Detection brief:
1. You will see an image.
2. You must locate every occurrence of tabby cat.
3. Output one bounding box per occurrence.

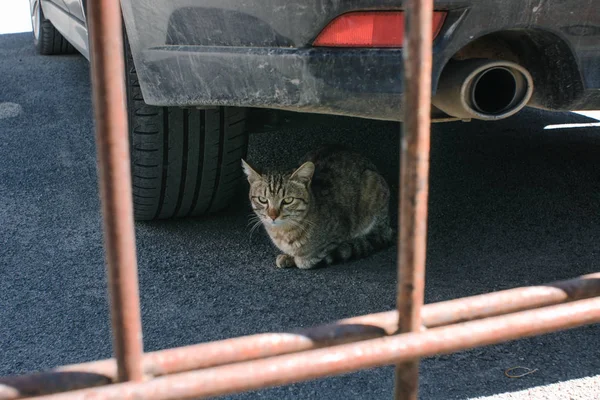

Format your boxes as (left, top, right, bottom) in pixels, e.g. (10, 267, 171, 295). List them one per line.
(242, 145, 393, 269)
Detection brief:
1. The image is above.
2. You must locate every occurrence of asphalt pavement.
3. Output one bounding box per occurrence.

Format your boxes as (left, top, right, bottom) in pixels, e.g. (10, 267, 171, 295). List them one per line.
(1, 32, 599, 399)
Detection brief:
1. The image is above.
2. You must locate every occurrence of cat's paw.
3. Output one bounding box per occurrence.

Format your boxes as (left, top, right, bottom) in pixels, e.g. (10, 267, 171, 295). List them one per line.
(276, 254, 296, 268)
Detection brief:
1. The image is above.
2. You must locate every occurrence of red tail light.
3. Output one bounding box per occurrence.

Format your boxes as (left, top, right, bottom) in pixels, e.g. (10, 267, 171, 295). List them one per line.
(313, 11, 447, 48)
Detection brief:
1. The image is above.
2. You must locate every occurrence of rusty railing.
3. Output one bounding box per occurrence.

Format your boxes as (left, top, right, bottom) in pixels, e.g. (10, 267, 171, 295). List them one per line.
(1, 0, 599, 399)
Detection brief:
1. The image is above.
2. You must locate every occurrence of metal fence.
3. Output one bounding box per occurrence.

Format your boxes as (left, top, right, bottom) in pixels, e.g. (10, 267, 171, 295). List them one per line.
(1, 0, 599, 399)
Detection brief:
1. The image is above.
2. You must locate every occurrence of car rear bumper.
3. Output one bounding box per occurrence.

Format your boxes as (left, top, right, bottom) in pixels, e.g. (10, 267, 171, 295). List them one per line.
(120, 0, 600, 121)
(140, 45, 410, 121)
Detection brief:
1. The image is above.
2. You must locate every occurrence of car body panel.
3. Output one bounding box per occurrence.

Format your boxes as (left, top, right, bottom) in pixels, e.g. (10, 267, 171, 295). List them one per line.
(62, 0, 85, 24)
(37, 0, 71, 37)
(62, 0, 89, 56)
(34, 0, 69, 15)
(40, 0, 600, 121)
(38, 0, 89, 58)
(68, 16, 89, 58)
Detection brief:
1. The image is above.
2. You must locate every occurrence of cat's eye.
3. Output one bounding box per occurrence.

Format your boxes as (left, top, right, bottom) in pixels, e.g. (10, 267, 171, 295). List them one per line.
(256, 196, 268, 204)
(282, 197, 294, 205)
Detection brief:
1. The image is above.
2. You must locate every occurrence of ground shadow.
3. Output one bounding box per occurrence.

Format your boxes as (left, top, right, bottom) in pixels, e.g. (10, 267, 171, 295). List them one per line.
(2, 31, 600, 400)
(138, 109, 600, 399)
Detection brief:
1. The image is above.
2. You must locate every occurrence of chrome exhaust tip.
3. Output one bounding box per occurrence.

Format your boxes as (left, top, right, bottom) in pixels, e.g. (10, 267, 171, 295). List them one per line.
(433, 59, 534, 121)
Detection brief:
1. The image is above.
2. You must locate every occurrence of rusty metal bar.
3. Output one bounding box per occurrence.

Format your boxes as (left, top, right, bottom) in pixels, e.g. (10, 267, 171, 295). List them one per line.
(396, 0, 435, 398)
(347, 272, 600, 332)
(0, 0, 596, 399)
(86, 0, 144, 382)
(2, 273, 598, 399)
(22, 297, 600, 400)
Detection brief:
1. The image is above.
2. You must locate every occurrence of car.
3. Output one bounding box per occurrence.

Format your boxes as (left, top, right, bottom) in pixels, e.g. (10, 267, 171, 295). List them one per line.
(29, 0, 600, 220)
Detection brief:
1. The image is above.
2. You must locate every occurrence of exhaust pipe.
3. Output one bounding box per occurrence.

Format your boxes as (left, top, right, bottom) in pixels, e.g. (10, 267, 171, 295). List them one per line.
(432, 59, 534, 121)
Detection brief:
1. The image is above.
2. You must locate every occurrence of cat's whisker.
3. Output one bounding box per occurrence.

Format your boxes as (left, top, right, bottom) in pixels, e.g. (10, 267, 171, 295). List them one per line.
(248, 219, 262, 232)
(287, 219, 311, 236)
(247, 213, 262, 227)
(301, 219, 316, 228)
(247, 218, 260, 227)
(248, 219, 264, 243)
(291, 218, 312, 230)
(243, 145, 391, 270)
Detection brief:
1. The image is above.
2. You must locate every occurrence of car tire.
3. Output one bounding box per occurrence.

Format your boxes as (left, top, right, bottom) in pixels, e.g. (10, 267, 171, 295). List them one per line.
(31, 1, 76, 55)
(124, 35, 249, 220)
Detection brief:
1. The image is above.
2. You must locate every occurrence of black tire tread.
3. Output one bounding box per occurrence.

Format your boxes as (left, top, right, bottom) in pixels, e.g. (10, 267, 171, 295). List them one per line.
(36, 15, 76, 55)
(124, 35, 248, 220)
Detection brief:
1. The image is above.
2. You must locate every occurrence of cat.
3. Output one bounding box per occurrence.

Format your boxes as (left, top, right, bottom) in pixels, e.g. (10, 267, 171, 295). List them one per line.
(242, 145, 393, 269)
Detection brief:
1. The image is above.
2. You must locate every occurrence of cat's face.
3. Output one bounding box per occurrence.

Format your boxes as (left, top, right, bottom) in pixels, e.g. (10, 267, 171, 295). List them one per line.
(241, 160, 314, 227)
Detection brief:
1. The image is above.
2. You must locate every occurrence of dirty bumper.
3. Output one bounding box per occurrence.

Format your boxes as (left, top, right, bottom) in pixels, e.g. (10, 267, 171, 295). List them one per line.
(141, 45, 405, 121)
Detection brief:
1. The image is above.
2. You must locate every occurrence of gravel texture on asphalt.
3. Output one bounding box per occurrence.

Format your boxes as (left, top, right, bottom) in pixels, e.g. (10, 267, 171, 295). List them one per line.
(1, 32, 599, 399)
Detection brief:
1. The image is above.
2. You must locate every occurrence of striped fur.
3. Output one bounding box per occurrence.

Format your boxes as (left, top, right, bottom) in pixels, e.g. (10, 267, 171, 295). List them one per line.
(242, 145, 393, 269)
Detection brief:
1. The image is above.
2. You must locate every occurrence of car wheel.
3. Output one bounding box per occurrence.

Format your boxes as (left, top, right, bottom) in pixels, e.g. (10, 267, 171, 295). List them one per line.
(124, 34, 249, 220)
(31, 0, 76, 55)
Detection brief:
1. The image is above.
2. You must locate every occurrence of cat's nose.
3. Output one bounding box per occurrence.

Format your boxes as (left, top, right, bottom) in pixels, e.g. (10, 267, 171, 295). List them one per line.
(267, 209, 279, 221)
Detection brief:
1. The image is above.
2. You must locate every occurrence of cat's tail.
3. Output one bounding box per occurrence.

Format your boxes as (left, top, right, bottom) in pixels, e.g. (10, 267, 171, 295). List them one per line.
(325, 227, 394, 264)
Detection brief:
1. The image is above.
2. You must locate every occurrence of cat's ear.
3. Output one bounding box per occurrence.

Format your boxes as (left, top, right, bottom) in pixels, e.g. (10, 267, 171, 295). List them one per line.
(241, 159, 261, 184)
(290, 161, 315, 185)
